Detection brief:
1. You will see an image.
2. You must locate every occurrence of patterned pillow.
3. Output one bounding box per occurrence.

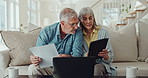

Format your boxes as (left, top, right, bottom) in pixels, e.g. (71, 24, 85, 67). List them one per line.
(1, 29, 41, 66)
(103, 24, 138, 62)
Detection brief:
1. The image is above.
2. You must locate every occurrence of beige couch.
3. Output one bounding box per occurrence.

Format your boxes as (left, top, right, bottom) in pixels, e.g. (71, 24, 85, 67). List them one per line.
(0, 21, 148, 77)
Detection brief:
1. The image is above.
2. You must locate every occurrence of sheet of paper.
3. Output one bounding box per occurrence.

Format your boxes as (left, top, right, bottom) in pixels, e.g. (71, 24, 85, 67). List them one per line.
(29, 43, 58, 68)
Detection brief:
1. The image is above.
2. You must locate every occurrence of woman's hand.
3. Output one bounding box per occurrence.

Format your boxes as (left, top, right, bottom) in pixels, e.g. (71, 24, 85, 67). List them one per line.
(30, 55, 42, 66)
(98, 49, 109, 60)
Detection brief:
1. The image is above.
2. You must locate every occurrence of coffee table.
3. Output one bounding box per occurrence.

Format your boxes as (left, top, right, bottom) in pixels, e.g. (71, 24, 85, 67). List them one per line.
(18, 75, 148, 78)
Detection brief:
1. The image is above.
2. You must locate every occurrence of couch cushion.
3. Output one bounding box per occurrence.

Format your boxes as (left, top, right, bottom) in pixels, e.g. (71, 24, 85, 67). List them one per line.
(0, 32, 9, 51)
(1, 29, 41, 66)
(0, 50, 10, 76)
(112, 62, 148, 76)
(138, 21, 148, 61)
(103, 24, 138, 61)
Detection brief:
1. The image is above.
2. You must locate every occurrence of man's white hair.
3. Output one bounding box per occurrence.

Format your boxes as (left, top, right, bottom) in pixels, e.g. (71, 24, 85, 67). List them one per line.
(59, 8, 78, 22)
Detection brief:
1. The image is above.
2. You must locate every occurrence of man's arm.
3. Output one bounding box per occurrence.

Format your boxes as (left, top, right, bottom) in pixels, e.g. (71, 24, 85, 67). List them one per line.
(36, 27, 52, 46)
(71, 28, 84, 57)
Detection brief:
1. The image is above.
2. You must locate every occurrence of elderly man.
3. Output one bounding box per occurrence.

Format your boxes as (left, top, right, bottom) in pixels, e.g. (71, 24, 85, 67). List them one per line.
(28, 8, 84, 75)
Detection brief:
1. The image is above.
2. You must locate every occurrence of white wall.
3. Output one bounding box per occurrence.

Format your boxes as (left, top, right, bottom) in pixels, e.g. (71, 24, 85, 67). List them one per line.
(39, 1, 78, 28)
(75, 0, 101, 12)
(34, 0, 102, 28)
(40, 1, 59, 27)
(19, 0, 28, 28)
(19, 0, 60, 28)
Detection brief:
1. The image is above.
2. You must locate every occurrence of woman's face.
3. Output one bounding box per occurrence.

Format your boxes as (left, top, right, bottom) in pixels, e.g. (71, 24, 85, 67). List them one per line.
(81, 14, 94, 30)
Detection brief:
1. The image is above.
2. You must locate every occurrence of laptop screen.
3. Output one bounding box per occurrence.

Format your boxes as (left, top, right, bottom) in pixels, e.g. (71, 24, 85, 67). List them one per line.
(53, 57, 96, 78)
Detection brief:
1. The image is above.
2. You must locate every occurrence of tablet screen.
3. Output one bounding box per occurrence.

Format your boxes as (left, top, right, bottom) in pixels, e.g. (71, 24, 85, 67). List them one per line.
(88, 38, 109, 58)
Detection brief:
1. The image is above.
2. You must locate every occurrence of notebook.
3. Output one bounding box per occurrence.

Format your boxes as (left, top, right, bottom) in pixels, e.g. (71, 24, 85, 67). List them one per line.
(88, 38, 109, 58)
(53, 57, 96, 78)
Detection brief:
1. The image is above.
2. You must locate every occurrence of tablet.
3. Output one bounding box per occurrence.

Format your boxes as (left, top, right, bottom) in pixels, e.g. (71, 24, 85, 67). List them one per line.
(88, 38, 109, 58)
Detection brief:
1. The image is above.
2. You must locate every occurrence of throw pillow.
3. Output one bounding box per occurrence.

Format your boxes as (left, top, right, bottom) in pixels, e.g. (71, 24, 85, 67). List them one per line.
(28, 23, 41, 33)
(138, 21, 148, 61)
(1, 29, 41, 66)
(103, 24, 138, 62)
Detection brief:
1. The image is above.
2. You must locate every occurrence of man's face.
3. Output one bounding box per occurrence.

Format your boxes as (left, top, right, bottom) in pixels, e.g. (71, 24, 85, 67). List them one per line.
(61, 17, 79, 34)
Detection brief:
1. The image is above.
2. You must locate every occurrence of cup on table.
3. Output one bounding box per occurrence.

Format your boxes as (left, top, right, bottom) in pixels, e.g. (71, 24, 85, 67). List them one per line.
(126, 66, 138, 78)
(8, 67, 19, 78)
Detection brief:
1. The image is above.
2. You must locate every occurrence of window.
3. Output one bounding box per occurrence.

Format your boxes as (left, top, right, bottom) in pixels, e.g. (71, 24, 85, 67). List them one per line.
(0, 0, 19, 31)
(103, 8, 120, 26)
(0, 1, 6, 30)
(102, 3, 120, 27)
(0, 0, 19, 50)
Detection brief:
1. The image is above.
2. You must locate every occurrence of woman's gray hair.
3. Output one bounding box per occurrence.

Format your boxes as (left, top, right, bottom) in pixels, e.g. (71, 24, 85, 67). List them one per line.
(59, 8, 78, 22)
(79, 7, 97, 27)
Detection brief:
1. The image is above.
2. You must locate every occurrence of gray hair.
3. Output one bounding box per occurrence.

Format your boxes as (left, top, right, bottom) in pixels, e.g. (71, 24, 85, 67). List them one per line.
(79, 7, 97, 27)
(59, 8, 78, 22)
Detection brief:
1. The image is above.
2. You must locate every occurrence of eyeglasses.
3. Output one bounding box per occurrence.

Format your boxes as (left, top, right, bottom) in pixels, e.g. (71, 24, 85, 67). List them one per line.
(66, 22, 79, 27)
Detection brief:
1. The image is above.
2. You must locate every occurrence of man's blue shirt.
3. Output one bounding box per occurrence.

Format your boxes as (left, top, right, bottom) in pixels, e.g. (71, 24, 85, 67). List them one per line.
(36, 22, 84, 57)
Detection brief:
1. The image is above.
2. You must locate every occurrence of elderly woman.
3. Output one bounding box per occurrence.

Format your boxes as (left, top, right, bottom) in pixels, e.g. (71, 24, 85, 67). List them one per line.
(79, 7, 116, 76)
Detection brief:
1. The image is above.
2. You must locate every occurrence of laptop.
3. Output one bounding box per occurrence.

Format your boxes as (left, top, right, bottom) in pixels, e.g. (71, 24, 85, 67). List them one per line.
(88, 38, 109, 58)
(53, 57, 96, 78)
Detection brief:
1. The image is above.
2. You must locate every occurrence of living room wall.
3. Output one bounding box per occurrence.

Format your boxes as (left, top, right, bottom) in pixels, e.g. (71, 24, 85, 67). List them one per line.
(19, 0, 28, 32)
(39, 1, 59, 28)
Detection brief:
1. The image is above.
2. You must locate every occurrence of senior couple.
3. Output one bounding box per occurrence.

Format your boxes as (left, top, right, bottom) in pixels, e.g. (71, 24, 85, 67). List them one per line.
(28, 7, 116, 76)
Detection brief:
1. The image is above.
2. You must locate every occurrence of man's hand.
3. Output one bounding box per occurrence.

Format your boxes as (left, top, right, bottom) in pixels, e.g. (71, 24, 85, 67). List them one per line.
(98, 49, 109, 60)
(58, 54, 72, 57)
(30, 55, 41, 66)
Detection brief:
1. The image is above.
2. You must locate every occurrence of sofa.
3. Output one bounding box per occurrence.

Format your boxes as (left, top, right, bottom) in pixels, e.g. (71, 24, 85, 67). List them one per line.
(0, 21, 148, 77)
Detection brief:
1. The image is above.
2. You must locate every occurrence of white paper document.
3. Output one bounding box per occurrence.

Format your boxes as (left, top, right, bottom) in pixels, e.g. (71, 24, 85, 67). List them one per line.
(29, 43, 58, 68)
